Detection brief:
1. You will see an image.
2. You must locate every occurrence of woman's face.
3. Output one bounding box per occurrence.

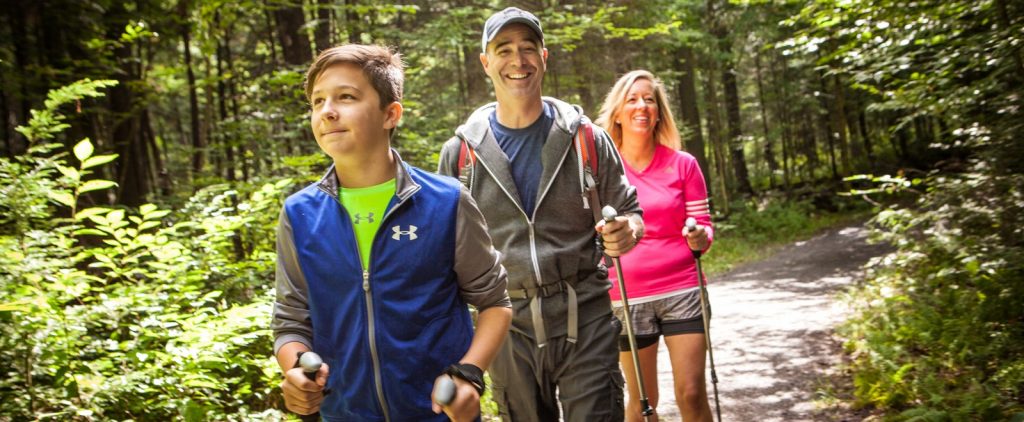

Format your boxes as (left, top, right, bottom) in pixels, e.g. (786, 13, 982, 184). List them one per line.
(616, 78, 659, 140)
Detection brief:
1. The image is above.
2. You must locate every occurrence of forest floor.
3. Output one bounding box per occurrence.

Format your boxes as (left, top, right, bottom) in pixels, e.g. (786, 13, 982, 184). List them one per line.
(638, 222, 891, 421)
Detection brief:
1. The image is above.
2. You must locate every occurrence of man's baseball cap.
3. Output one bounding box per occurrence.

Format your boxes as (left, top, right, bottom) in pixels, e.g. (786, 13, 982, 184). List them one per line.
(481, 7, 544, 53)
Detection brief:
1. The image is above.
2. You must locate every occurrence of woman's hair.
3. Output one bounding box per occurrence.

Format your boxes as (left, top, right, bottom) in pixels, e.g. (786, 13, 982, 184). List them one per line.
(596, 69, 681, 150)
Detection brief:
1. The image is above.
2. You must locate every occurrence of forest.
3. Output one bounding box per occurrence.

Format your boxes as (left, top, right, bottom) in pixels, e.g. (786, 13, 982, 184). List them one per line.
(1, 0, 1021, 420)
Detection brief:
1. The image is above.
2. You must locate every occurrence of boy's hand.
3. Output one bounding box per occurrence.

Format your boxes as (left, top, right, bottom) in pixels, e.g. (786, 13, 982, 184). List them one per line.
(281, 363, 329, 415)
(596, 216, 637, 257)
(431, 375, 481, 422)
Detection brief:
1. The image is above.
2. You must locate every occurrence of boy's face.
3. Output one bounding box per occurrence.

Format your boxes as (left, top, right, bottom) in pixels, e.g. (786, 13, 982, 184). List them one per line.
(309, 63, 401, 160)
(481, 23, 547, 102)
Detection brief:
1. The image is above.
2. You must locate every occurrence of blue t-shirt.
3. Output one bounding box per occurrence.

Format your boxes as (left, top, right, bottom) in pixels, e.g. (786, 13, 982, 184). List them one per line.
(489, 103, 554, 217)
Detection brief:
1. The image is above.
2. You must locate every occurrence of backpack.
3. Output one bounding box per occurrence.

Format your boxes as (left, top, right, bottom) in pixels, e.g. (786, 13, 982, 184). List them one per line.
(457, 119, 604, 223)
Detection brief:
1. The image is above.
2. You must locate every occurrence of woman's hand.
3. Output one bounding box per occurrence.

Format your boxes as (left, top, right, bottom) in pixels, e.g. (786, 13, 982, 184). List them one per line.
(682, 223, 709, 252)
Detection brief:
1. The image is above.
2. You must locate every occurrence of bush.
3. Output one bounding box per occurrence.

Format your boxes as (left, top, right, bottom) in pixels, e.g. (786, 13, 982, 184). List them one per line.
(839, 169, 1024, 420)
(0, 80, 292, 420)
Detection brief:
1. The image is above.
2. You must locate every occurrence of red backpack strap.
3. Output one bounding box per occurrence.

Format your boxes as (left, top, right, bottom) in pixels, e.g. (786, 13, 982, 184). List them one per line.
(582, 121, 597, 178)
(576, 119, 603, 223)
(457, 138, 476, 188)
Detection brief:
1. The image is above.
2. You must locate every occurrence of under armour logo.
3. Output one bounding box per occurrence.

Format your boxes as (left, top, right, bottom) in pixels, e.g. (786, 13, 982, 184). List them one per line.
(392, 225, 418, 240)
(353, 213, 374, 224)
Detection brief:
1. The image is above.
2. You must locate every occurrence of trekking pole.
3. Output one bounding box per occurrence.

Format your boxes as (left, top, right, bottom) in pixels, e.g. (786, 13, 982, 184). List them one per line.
(686, 217, 722, 422)
(602, 205, 654, 420)
(298, 351, 324, 422)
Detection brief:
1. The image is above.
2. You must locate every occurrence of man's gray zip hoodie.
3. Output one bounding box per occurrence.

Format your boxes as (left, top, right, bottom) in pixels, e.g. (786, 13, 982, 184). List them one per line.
(438, 97, 641, 344)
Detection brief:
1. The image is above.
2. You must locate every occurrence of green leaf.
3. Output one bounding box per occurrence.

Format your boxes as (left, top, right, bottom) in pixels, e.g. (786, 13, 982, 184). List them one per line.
(107, 209, 126, 223)
(48, 191, 75, 207)
(138, 221, 161, 232)
(73, 138, 95, 161)
(56, 164, 80, 181)
(73, 228, 107, 236)
(82, 154, 118, 169)
(0, 299, 34, 312)
(79, 179, 117, 194)
(144, 210, 171, 221)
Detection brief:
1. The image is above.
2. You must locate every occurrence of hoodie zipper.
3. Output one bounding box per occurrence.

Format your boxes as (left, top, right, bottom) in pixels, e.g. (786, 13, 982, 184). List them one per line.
(474, 135, 574, 288)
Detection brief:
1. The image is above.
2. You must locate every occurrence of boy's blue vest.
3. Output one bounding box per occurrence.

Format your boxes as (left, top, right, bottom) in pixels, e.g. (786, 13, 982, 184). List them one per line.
(284, 163, 473, 421)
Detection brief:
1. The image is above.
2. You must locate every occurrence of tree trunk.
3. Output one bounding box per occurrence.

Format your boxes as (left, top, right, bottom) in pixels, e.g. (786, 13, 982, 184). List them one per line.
(831, 74, 852, 175)
(674, 44, 710, 184)
(572, 51, 594, 114)
(816, 71, 839, 180)
(345, 0, 362, 43)
(262, 0, 280, 64)
(709, 0, 753, 196)
(216, 38, 236, 182)
(204, 54, 220, 178)
(462, 44, 488, 112)
(994, 0, 1024, 81)
(801, 117, 818, 181)
(722, 62, 754, 195)
(754, 48, 777, 189)
(107, 2, 153, 206)
(702, 57, 731, 210)
(222, 20, 248, 182)
(181, 0, 204, 178)
(5, 0, 35, 155)
(858, 108, 873, 171)
(273, 0, 312, 66)
(313, 0, 333, 54)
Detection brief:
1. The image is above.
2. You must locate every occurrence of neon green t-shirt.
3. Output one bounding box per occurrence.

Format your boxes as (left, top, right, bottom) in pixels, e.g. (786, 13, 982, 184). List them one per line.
(339, 178, 396, 269)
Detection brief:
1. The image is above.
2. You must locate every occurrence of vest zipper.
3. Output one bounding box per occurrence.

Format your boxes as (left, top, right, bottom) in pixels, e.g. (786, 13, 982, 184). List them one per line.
(363, 268, 391, 422)
(361, 193, 412, 422)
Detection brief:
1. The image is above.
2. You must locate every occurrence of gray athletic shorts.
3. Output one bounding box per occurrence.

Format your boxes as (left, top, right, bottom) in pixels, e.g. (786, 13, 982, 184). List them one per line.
(611, 288, 709, 351)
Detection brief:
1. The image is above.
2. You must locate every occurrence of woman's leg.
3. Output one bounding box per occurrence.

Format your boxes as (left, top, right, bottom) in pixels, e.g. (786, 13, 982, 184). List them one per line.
(620, 342, 661, 422)
(665, 333, 713, 422)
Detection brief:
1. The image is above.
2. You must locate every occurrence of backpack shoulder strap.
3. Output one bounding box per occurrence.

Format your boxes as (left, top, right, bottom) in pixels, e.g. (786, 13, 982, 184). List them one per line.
(456, 137, 476, 189)
(579, 121, 598, 178)
(574, 119, 603, 223)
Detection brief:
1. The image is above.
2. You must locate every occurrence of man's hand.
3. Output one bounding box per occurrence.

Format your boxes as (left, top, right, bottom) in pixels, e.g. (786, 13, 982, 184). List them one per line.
(431, 375, 481, 422)
(682, 222, 710, 252)
(280, 363, 329, 415)
(596, 215, 638, 257)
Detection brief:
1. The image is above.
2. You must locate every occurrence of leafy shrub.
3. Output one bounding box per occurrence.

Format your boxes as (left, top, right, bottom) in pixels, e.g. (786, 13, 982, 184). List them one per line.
(0, 80, 292, 420)
(840, 169, 1024, 420)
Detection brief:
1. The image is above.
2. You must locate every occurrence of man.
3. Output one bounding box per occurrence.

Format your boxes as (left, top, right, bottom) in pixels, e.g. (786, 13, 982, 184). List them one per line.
(437, 8, 644, 421)
(273, 43, 511, 421)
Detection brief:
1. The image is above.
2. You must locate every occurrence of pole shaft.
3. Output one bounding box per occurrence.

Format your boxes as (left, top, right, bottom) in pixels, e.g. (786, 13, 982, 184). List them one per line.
(612, 257, 654, 419)
(693, 255, 722, 422)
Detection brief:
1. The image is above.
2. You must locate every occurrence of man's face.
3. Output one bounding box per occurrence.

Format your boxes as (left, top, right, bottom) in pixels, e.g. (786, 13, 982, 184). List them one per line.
(481, 23, 547, 101)
(309, 63, 400, 160)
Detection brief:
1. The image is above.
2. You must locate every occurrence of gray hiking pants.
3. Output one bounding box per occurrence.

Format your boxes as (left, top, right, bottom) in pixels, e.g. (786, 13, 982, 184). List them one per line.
(490, 313, 625, 421)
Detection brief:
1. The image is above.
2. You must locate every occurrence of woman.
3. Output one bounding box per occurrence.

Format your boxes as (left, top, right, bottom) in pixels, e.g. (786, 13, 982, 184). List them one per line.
(596, 70, 714, 422)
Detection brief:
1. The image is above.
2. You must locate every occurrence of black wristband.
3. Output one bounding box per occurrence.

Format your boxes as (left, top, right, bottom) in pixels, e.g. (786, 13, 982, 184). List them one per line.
(444, 363, 486, 396)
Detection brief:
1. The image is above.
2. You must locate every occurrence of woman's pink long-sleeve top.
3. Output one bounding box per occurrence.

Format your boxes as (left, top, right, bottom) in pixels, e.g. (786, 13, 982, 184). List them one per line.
(609, 144, 713, 302)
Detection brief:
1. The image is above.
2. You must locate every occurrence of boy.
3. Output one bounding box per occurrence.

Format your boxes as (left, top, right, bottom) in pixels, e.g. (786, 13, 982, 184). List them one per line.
(273, 44, 511, 421)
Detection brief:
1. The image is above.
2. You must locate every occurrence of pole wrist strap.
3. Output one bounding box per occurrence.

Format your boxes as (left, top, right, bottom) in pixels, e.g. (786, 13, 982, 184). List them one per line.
(443, 363, 486, 395)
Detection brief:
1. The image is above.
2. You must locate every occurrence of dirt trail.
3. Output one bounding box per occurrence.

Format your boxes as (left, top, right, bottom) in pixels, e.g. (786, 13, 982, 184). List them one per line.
(638, 223, 888, 421)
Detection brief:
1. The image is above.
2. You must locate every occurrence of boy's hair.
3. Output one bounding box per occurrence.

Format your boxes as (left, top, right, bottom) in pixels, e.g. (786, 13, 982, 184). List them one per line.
(304, 44, 404, 109)
(596, 69, 681, 151)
